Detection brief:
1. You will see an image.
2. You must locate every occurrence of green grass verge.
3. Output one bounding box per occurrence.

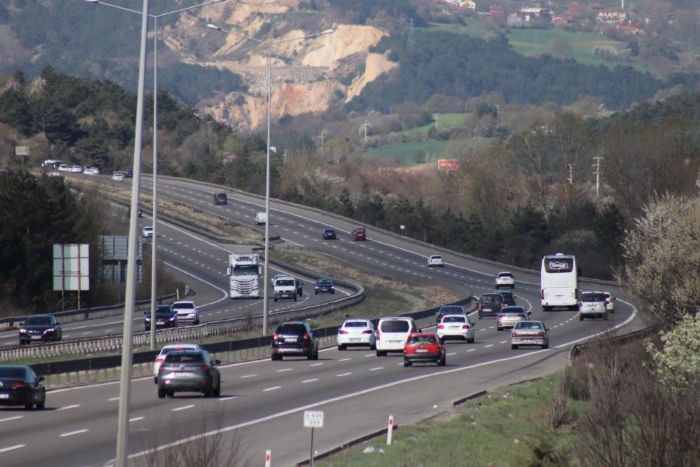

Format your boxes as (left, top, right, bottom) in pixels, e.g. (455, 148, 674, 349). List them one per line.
(319, 373, 582, 466)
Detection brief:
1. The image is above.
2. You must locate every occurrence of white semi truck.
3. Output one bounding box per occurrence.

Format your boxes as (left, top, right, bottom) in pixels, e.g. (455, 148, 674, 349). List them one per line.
(227, 254, 262, 298)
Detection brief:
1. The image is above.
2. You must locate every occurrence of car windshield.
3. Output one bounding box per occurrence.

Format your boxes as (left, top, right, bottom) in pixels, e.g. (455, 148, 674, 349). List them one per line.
(380, 320, 410, 333)
(317, 280, 332, 286)
(324, 228, 334, 233)
(516, 322, 544, 330)
(430, 256, 442, 260)
(156, 306, 173, 313)
(0, 368, 27, 378)
(277, 279, 295, 286)
(277, 324, 307, 334)
(482, 295, 501, 304)
(581, 293, 606, 302)
(164, 353, 205, 364)
(344, 321, 369, 328)
(499, 273, 513, 278)
(408, 335, 437, 344)
(25, 316, 52, 326)
(160, 346, 196, 356)
(502, 307, 526, 315)
(442, 316, 465, 323)
(232, 265, 258, 276)
(438, 306, 464, 314)
(173, 303, 194, 310)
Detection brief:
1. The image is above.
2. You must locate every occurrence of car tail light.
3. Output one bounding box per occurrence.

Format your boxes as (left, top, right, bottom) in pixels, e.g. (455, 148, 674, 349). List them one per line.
(303, 333, 310, 341)
(462, 324, 470, 329)
(338, 330, 348, 335)
(273, 332, 280, 341)
(200, 364, 210, 372)
(376, 329, 381, 341)
(362, 330, 373, 335)
(155, 357, 165, 363)
(438, 324, 445, 329)
(11, 381, 26, 389)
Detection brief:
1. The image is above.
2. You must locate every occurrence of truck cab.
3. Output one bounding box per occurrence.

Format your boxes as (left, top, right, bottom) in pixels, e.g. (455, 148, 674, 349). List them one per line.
(227, 254, 262, 298)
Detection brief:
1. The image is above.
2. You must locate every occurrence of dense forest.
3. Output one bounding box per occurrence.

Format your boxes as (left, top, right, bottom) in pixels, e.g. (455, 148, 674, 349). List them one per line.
(348, 29, 698, 113)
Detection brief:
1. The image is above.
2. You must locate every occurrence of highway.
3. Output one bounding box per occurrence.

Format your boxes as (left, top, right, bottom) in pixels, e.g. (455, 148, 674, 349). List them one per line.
(0, 175, 642, 466)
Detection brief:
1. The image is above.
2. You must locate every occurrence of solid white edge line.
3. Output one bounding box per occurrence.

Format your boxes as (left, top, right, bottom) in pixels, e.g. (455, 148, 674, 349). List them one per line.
(0, 444, 25, 453)
(161, 261, 228, 308)
(554, 298, 637, 349)
(0, 416, 23, 423)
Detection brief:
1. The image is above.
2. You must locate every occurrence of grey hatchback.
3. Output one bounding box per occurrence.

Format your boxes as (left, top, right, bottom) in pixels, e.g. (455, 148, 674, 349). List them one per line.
(157, 349, 221, 398)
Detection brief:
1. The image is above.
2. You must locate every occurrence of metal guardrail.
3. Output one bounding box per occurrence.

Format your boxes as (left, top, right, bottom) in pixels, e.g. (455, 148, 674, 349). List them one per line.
(29, 295, 470, 379)
(0, 280, 364, 362)
(0, 294, 178, 331)
(569, 326, 656, 362)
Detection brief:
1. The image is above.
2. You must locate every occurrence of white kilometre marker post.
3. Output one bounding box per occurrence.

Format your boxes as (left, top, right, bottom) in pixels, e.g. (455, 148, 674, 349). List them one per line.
(387, 415, 395, 445)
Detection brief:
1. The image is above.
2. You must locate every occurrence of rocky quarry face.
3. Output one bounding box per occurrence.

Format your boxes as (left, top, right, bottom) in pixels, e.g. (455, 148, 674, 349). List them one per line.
(163, 1, 397, 131)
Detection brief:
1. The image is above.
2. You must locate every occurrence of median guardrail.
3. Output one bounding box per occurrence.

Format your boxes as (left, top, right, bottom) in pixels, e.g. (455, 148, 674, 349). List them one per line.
(0, 293, 178, 331)
(0, 278, 364, 362)
(569, 326, 656, 362)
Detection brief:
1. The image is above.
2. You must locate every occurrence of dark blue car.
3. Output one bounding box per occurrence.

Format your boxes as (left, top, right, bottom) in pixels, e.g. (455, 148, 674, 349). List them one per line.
(322, 227, 336, 240)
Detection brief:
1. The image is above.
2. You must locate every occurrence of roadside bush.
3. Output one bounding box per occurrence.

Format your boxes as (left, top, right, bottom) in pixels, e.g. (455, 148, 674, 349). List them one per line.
(646, 313, 700, 391)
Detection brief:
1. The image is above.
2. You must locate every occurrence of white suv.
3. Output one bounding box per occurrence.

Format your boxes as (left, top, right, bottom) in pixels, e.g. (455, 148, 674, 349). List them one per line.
(375, 317, 418, 356)
(172, 300, 200, 325)
(579, 292, 607, 320)
(495, 271, 515, 288)
(427, 255, 444, 267)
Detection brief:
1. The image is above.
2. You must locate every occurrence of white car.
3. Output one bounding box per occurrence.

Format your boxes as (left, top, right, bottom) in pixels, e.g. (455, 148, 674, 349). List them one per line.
(172, 300, 200, 325)
(427, 255, 444, 267)
(271, 273, 291, 286)
(603, 292, 615, 312)
(255, 212, 267, 225)
(436, 314, 475, 343)
(153, 343, 201, 383)
(337, 319, 376, 350)
(112, 173, 124, 181)
(495, 271, 515, 288)
(579, 291, 608, 320)
(83, 167, 100, 175)
(375, 317, 418, 356)
(142, 225, 153, 238)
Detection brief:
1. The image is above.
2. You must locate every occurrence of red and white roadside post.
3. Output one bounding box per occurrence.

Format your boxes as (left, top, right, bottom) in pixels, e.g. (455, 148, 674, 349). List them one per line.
(264, 449, 271, 467)
(387, 415, 395, 445)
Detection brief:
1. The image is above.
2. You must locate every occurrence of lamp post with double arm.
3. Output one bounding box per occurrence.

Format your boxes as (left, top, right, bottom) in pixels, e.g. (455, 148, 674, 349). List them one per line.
(205, 23, 334, 335)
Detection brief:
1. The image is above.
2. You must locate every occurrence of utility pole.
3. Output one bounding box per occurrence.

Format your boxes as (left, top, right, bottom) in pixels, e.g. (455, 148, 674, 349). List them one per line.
(593, 156, 603, 197)
(433, 112, 439, 129)
(359, 120, 371, 145)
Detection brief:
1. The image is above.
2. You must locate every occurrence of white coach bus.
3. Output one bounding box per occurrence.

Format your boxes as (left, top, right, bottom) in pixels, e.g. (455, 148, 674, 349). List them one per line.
(541, 253, 579, 311)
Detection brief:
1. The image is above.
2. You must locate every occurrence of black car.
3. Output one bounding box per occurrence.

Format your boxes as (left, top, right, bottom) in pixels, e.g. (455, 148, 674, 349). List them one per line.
(322, 227, 336, 240)
(19, 315, 62, 345)
(213, 193, 228, 205)
(314, 278, 335, 295)
(145, 305, 178, 331)
(0, 365, 46, 410)
(157, 350, 221, 398)
(435, 305, 467, 324)
(478, 293, 505, 319)
(271, 321, 319, 361)
(499, 290, 516, 307)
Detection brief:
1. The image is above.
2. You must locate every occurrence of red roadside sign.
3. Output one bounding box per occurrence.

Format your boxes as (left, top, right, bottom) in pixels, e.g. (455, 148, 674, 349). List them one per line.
(438, 159, 460, 170)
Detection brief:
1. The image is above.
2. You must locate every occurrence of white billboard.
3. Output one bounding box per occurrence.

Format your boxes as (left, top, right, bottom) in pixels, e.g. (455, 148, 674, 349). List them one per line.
(53, 244, 90, 291)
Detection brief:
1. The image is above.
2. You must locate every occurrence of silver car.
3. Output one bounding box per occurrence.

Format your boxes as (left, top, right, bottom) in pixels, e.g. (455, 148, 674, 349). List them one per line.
(496, 306, 529, 330)
(157, 349, 221, 398)
(579, 291, 608, 320)
(511, 320, 549, 349)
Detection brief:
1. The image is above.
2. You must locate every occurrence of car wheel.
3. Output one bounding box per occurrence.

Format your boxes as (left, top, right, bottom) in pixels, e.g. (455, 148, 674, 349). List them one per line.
(543, 306, 550, 312)
(403, 360, 411, 367)
(439, 337, 446, 345)
(370, 343, 376, 350)
(478, 313, 483, 319)
(293, 296, 297, 302)
(604, 313, 608, 321)
(24, 398, 34, 410)
(511, 344, 518, 350)
(376, 350, 386, 357)
(543, 343, 549, 349)
(313, 351, 319, 360)
(440, 356, 446, 366)
(338, 345, 345, 351)
(468, 336, 475, 344)
(36, 392, 45, 410)
(274, 297, 278, 302)
(158, 388, 166, 399)
(579, 315, 584, 321)
(213, 384, 221, 398)
(204, 386, 213, 398)
(497, 327, 502, 331)
(307, 352, 314, 360)
(314, 291, 318, 295)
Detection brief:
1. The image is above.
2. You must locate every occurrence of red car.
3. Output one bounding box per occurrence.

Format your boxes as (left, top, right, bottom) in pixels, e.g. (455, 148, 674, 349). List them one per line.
(352, 227, 367, 241)
(403, 332, 446, 367)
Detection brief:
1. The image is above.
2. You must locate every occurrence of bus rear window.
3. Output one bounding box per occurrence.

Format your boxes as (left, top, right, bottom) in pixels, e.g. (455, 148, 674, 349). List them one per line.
(544, 257, 573, 273)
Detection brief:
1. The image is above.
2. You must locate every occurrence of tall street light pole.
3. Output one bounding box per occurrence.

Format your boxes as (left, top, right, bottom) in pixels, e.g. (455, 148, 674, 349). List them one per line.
(84, 0, 226, 349)
(206, 24, 334, 335)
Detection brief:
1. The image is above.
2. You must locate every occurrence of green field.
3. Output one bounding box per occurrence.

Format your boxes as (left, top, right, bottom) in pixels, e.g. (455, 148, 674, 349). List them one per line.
(319, 373, 580, 466)
(425, 18, 646, 71)
(364, 137, 494, 164)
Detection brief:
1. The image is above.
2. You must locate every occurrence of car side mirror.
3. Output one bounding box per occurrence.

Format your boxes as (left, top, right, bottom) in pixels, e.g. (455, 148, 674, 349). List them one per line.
(55, 322, 61, 326)
(215, 359, 221, 365)
(37, 376, 44, 382)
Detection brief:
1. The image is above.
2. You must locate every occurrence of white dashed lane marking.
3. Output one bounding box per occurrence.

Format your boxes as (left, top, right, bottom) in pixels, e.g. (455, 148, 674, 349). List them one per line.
(60, 429, 89, 438)
(263, 386, 281, 392)
(302, 379, 318, 384)
(172, 405, 195, 412)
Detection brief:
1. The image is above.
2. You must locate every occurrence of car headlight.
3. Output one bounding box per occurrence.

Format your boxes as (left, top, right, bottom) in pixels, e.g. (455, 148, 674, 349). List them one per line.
(19, 328, 27, 334)
(44, 328, 55, 333)
(169, 316, 176, 321)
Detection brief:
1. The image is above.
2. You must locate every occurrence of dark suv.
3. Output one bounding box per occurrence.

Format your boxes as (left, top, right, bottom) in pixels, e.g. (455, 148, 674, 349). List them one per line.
(478, 293, 505, 319)
(144, 305, 178, 331)
(499, 290, 516, 306)
(157, 349, 221, 398)
(322, 227, 336, 240)
(435, 305, 467, 324)
(213, 193, 228, 205)
(19, 315, 62, 345)
(271, 321, 319, 361)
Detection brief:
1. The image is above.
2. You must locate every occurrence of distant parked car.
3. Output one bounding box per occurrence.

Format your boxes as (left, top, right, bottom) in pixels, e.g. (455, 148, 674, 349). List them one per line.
(403, 332, 446, 367)
(314, 278, 335, 295)
(271, 321, 318, 361)
(352, 227, 366, 241)
(337, 319, 376, 350)
(19, 315, 62, 345)
(495, 271, 515, 288)
(322, 227, 337, 240)
(144, 305, 177, 331)
(157, 349, 221, 398)
(511, 320, 549, 349)
(427, 255, 444, 267)
(171, 300, 200, 325)
(0, 365, 46, 409)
